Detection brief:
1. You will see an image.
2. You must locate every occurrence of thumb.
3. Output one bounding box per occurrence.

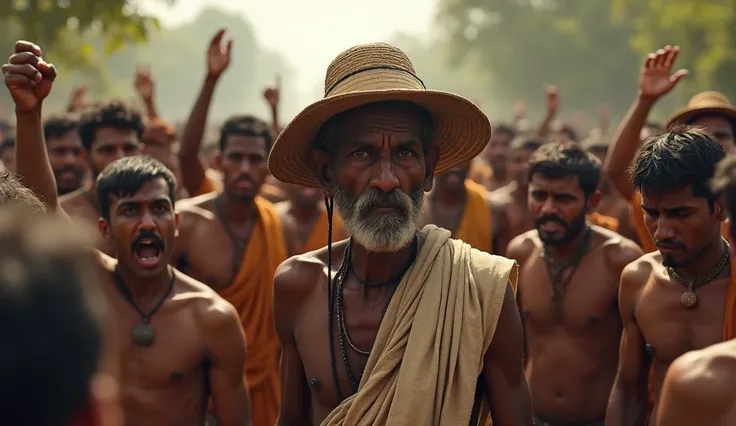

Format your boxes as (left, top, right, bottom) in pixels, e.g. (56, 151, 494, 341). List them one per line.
(671, 69, 689, 85)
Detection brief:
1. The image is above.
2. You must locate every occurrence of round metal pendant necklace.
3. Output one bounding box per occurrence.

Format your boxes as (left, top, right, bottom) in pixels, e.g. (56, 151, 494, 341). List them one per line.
(113, 266, 176, 347)
(666, 238, 730, 308)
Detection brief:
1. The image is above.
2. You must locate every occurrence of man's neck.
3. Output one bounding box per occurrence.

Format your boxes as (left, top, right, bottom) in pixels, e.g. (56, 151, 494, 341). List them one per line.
(219, 192, 257, 225)
(349, 237, 416, 297)
(115, 263, 173, 306)
(672, 236, 728, 280)
(544, 227, 589, 260)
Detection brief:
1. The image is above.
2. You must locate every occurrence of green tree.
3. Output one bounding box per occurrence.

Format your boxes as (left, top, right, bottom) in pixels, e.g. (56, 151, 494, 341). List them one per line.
(437, 0, 640, 121)
(612, 0, 736, 102)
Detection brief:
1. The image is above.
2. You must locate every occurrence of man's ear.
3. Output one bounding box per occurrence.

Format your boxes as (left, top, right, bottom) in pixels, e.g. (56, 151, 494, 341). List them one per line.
(423, 145, 440, 192)
(310, 148, 335, 196)
(98, 217, 112, 242)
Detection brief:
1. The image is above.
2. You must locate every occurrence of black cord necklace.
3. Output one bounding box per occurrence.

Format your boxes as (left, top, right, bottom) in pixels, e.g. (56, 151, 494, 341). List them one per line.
(113, 265, 176, 348)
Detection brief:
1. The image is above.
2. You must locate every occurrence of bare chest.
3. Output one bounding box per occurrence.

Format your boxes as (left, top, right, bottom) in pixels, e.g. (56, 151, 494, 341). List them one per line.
(294, 282, 391, 414)
(180, 220, 249, 291)
(636, 277, 728, 364)
(519, 254, 619, 333)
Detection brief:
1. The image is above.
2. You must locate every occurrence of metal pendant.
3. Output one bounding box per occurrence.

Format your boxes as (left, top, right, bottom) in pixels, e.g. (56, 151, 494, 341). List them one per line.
(681, 291, 698, 308)
(132, 323, 155, 347)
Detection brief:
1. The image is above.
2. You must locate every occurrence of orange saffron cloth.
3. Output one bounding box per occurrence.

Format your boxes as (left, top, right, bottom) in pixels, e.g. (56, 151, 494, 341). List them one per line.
(468, 160, 494, 189)
(455, 179, 493, 253)
(301, 209, 347, 253)
(217, 196, 288, 426)
(588, 211, 620, 232)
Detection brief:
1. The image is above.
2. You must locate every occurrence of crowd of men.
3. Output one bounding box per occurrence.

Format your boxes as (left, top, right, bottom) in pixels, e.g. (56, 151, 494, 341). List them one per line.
(1, 27, 736, 426)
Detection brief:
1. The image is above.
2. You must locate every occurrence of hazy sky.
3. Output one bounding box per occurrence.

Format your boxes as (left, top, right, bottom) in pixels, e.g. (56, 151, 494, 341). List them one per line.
(141, 0, 438, 102)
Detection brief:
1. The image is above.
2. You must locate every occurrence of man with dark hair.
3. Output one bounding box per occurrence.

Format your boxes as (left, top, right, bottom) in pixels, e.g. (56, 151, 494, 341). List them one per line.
(1, 130, 15, 172)
(506, 141, 642, 426)
(422, 161, 511, 255)
(652, 155, 736, 426)
(481, 123, 516, 191)
(43, 113, 87, 195)
(606, 126, 733, 426)
(172, 29, 287, 426)
(3, 40, 252, 426)
(0, 208, 121, 426)
(605, 45, 735, 254)
(492, 136, 544, 242)
(140, 118, 187, 200)
(57, 100, 144, 254)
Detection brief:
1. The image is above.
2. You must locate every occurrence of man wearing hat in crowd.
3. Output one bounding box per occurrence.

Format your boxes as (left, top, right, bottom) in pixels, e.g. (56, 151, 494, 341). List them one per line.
(604, 45, 736, 254)
(271, 42, 532, 426)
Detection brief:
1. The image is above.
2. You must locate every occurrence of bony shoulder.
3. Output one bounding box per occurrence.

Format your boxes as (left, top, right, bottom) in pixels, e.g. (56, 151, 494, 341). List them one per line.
(506, 230, 537, 259)
(274, 253, 325, 292)
(176, 191, 218, 210)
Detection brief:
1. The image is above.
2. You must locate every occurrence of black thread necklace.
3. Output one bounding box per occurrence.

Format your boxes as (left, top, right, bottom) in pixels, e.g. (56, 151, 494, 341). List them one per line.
(113, 265, 176, 348)
(336, 235, 418, 393)
(542, 226, 592, 304)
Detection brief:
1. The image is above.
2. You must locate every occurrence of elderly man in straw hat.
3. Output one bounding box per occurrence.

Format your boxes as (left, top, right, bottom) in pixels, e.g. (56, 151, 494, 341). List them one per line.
(604, 45, 736, 254)
(270, 43, 532, 426)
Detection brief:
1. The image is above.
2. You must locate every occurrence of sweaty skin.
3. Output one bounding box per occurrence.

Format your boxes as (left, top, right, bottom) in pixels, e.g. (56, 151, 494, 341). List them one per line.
(655, 339, 736, 426)
(273, 104, 532, 426)
(507, 226, 642, 424)
(5, 42, 251, 426)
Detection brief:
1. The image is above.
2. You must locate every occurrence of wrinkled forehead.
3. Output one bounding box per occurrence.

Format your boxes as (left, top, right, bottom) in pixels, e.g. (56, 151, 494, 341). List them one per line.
(319, 103, 426, 147)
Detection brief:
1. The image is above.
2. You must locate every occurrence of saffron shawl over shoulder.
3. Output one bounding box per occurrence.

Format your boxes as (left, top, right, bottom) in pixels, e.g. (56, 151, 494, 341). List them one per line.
(322, 225, 518, 426)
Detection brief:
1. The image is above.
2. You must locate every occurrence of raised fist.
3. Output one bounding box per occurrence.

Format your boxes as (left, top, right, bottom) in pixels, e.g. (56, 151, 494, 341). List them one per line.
(263, 86, 279, 108)
(134, 65, 155, 100)
(2, 41, 57, 113)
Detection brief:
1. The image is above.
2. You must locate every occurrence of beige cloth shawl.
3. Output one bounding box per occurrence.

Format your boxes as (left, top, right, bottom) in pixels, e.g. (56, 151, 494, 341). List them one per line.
(322, 225, 518, 426)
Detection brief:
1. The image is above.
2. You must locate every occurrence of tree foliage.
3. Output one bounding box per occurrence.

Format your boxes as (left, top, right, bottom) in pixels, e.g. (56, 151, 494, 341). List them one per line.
(437, 0, 736, 122)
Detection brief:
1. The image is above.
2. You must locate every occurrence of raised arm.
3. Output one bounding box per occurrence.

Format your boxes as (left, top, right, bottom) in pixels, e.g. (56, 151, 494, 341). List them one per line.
(134, 65, 159, 120)
(2, 41, 62, 212)
(604, 46, 688, 201)
(179, 29, 232, 196)
(273, 258, 314, 426)
(606, 262, 651, 426)
(205, 299, 251, 426)
(482, 282, 533, 426)
(535, 85, 558, 139)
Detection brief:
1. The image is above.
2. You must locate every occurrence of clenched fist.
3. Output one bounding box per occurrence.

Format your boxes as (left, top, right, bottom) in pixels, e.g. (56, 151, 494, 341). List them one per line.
(2, 41, 57, 113)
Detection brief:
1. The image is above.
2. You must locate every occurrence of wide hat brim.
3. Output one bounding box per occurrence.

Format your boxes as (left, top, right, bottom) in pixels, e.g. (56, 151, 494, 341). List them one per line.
(667, 105, 736, 129)
(268, 89, 492, 188)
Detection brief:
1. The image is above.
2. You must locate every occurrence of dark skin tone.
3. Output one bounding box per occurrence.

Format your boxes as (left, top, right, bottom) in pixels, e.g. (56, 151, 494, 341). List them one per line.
(46, 128, 87, 195)
(421, 162, 510, 255)
(275, 183, 327, 256)
(607, 186, 729, 426)
(59, 126, 142, 256)
(492, 147, 537, 243)
(2, 41, 251, 426)
(483, 130, 513, 191)
(506, 174, 642, 424)
(172, 134, 270, 291)
(1, 144, 15, 171)
(273, 103, 532, 426)
(588, 149, 638, 244)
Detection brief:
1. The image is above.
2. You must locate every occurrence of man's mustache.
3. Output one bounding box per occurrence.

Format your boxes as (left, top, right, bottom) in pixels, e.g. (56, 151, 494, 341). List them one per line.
(131, 230, 165, 253)
(535, 215, 568, 229)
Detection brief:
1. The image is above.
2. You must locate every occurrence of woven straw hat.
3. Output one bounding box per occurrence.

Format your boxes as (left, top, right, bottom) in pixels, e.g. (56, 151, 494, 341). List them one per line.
(268, 42, 492, 188)
(667, 91, 736, 129)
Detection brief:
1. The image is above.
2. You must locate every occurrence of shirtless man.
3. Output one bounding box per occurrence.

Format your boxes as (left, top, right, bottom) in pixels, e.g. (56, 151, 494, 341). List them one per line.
(272, 42, 531, 426)
(482, 124, 516, 191)
(492, 136, 544, 242)
(604, 45, 735, 252)
(43, 113, 87, 195)
(59, 100, 144, 254)
(422, 161, 510, 254)
(0, 209, 122, 426)
(606, 127, 729, 426)
(653, 154, 736, 426)
(3, 40, 251, 426)
(506, 141, 643, 426)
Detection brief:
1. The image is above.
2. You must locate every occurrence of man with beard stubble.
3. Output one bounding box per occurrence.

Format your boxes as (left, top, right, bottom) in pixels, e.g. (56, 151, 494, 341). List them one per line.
(606, 126, 734, 426)
(43, 113, 87, 195)
(3, 40, 251, 426)
(272, 42, 531, 426)
(506, 141, 642, 426)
